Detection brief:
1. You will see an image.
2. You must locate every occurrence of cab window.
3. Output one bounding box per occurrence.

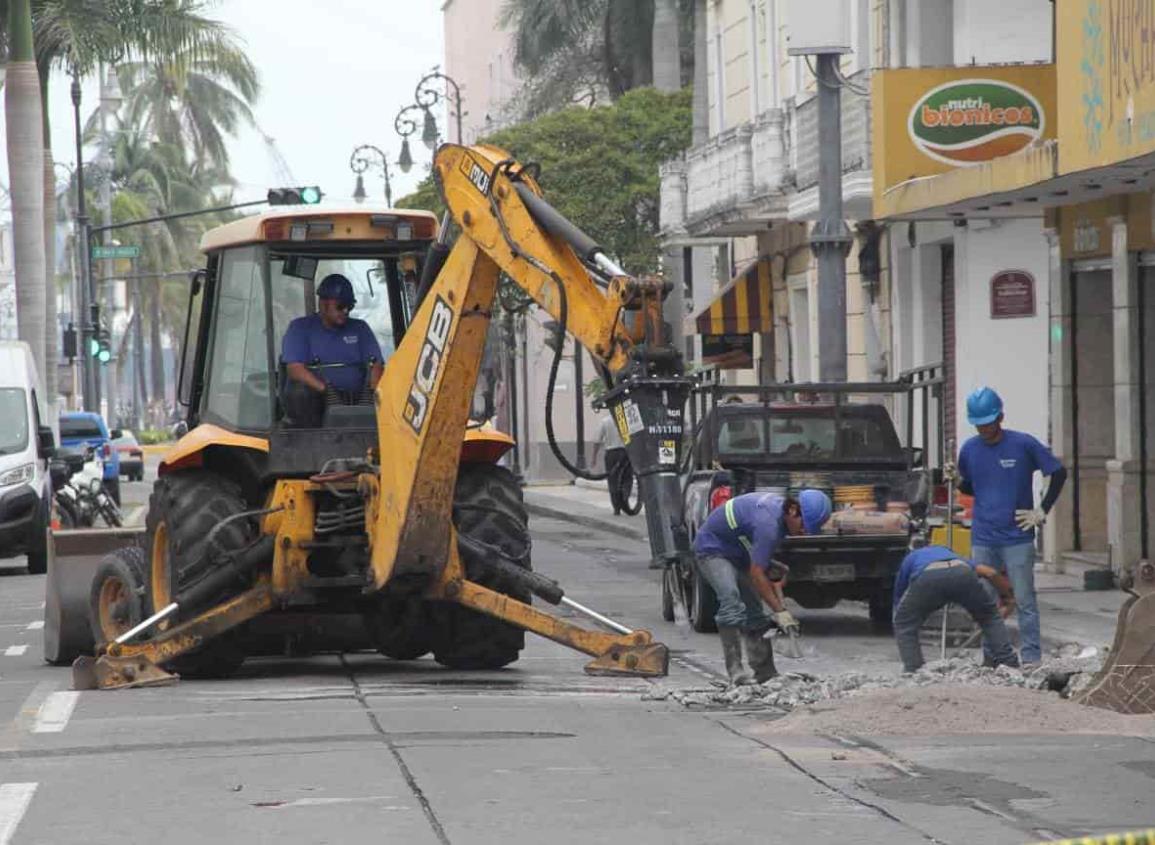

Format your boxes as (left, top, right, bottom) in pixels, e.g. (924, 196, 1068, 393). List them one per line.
(202, 246, 272, 430)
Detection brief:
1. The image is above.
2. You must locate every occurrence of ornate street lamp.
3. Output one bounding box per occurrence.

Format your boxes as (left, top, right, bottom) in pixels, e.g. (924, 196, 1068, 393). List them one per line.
(348, 144, 393, 206)
(394, 103, 427, 175)
(413, 67, 464, 145)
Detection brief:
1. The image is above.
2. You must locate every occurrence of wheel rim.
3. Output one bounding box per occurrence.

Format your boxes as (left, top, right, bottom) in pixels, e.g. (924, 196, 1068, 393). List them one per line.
(97, 575, 133, 642)
(151, 521, 173, 630)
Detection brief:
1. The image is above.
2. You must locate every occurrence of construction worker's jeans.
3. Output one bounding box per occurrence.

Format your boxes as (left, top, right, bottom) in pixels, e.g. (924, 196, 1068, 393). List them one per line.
(971, 541, 1040, 663)
(893, 566, 1018, 673)
(696, 555, 774, 631)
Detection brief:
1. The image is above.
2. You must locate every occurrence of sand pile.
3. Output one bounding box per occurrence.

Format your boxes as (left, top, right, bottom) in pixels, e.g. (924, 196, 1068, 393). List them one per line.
(760, 685, 1155, 736)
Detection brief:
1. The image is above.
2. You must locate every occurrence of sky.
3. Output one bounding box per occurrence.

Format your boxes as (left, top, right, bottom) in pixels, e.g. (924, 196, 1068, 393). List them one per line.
(2, 0, 445, 210)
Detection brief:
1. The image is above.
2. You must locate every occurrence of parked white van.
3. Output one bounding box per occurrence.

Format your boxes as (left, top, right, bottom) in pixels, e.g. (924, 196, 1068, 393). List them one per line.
(0, 341, 55, 573)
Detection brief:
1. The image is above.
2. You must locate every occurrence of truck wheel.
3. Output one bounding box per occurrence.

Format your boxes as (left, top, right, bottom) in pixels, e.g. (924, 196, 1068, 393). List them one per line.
(868, 591, 894, 633)
(25, 497, 49, 575)
(88, 546, 146, 646)
(689, 567, 718, 634)
(364, 597, 433, 660)
(144, 470, 252, 679)
(432, 464, 530, 670)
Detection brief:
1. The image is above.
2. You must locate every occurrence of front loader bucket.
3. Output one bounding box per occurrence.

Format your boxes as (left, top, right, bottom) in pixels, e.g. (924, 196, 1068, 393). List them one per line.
(1076, 585, 1155, 714)
(72, 654, 178, 691)
(585, 642, 669, 677)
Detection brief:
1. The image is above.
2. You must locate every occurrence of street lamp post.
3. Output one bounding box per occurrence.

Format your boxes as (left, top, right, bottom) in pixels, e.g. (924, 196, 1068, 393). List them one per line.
(413, 68, 464, 145)
(394, 103, 426, 175)
(349, 144, 394, 206)
(70, 71, 98, 412)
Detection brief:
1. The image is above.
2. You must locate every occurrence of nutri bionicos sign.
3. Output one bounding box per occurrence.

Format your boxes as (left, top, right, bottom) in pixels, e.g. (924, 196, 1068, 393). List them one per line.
(909, 79, 1044, 166)
(872, 65, 1056, 213)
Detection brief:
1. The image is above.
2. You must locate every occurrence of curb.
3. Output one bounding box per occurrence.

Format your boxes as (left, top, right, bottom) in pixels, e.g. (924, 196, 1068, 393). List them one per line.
(524, 497, 646, 543)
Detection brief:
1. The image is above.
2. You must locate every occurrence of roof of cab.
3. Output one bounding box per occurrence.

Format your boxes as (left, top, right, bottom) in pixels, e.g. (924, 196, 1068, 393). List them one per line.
(199, 204, 439, 253)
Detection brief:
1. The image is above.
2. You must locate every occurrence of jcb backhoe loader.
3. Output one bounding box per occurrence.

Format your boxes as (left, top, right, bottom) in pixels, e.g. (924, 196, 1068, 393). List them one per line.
(71, 144, 694, 690)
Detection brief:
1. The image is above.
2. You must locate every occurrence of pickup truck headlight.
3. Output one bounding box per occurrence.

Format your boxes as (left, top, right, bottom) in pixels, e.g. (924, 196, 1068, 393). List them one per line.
(0, 463, 35, 489)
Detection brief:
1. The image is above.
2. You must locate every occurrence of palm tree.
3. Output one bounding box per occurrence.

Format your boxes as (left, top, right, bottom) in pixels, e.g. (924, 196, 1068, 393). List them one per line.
(4, 0, 47, 393)
(117, 42, 259, 171)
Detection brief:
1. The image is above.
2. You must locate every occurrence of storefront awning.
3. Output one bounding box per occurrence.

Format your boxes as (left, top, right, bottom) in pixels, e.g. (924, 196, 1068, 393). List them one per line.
(692, 257, 773, 335)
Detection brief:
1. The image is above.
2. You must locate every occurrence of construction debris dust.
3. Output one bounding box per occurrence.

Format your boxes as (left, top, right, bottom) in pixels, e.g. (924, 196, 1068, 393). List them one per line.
(646, 651, 1155, 736)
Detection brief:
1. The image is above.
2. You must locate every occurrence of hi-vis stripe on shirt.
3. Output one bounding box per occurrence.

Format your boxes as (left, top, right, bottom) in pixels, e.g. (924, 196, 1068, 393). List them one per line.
(724, 500, 754, 552)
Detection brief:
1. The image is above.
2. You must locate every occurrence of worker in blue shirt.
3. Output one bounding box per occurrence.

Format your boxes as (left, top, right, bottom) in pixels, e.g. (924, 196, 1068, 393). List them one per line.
(892, 544, 1019, 672)
(693, 489, 832, 685)
(946, 387, 1067, 665)
(280, 274, 383, 426)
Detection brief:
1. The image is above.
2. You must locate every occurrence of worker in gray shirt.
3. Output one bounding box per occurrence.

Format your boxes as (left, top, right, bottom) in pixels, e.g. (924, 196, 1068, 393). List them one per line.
(591, 412, 630, 516)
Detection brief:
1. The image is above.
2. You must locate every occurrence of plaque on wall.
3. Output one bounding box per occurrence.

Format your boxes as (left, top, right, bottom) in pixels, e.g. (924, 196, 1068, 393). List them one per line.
(990, 270, 1036, 319)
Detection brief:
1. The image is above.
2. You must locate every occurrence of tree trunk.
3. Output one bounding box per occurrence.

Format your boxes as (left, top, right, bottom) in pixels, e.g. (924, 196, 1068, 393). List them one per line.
(148, 283, 165, 422)
(39, 63, 60, 411)
(692, 0, 709, 144)
(6, 0, 47, 395)
(652, 0, 681, 92)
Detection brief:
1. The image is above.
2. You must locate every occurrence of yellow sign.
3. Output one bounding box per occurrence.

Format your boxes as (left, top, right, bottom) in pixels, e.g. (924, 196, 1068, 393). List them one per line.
(1056, 194, 1154, 259)
(1058, 0, 1155, 173)
(872, 65, 1056, 205)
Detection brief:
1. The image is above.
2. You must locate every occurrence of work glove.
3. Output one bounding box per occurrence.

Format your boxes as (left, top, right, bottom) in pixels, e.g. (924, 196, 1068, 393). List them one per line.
(941, 461, 961, 485)
(773, 610, 800, 634)
(998, 597, 1017, 619)
(1014, 508, 1046, 530)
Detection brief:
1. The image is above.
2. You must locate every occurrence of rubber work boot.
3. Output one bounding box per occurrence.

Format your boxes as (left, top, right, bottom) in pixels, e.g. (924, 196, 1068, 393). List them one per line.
(719, 626, 754, 685)
(742, 628, 778, 683)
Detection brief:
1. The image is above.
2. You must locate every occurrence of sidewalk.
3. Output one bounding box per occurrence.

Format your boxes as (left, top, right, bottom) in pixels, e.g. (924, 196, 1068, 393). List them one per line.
(523, 482, 1127, 649)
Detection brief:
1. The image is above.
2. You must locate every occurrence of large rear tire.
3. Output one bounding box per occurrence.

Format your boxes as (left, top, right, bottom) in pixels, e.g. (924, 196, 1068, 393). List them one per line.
(432, 464, 530, 670)
(144, 470, 252, 679)
(689, 565, 718, 634)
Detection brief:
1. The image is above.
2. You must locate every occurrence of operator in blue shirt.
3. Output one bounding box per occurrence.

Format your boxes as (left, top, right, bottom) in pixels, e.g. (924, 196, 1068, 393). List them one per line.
(945, 387, 1067, 665)
(693, 489, 832, 685)
(892, 544, 1018, 673)
(280, 274, 383, 426)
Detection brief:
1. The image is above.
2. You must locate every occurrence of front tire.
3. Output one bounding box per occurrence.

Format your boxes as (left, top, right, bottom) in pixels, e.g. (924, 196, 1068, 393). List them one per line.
(432, 464, 530, 670)
(144, 470, 253, 678)
(26, 496, 49, 575)
(869, 589, 894, 633)
(88, 546, 147, 646)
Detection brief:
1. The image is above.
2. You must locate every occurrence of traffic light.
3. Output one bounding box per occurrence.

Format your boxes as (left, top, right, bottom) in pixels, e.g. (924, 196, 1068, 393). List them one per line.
(62, 323, 77, 360)
(89, 329, 111, 364)
(267, 186, 323, 206)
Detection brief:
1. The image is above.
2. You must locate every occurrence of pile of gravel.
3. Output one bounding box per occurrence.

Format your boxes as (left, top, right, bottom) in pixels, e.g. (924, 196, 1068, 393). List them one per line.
(644, 652, 1105, 711)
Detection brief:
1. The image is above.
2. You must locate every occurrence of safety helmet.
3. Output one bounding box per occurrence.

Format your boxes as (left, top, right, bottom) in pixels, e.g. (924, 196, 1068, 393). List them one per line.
(317, 274, 356, 307)
(798, 489, 832, 535)
(966, 386, 1003, 426)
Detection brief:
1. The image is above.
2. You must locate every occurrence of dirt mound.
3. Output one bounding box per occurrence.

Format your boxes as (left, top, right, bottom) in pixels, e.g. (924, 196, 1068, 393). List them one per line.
(760, 684, 1155, 736)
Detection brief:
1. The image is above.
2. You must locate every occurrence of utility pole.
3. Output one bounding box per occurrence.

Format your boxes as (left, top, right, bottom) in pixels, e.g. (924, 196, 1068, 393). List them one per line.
(71, 72, 97, 412)
(788, 2, 853, 382)
(99, 65, 121, 424)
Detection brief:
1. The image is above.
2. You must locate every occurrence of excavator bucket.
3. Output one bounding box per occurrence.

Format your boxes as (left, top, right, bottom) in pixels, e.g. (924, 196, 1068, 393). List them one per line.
(72, 653, 178, 691)
(1076, 568, 1155, 713)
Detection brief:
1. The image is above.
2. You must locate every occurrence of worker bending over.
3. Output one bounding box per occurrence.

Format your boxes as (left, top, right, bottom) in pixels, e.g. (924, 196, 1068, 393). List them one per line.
(281, 274, 384, 426)
(892, 544, 1019, 673)
(693, 490, 832, 685)
(947, 387, 1066, 665)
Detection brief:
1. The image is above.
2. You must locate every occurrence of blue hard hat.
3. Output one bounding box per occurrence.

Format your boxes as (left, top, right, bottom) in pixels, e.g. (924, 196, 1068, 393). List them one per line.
(799, 489, 832, 535)
(317, 274, 356, 307)
(966, 386, 1003, 426)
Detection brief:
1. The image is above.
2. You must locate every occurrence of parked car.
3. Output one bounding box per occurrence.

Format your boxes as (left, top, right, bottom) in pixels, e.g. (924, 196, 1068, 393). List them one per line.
(58, 411, 121, 506)
(112, 429, 144, 482)
(0, 341, 55, 574)
(671, 382, 932, 633)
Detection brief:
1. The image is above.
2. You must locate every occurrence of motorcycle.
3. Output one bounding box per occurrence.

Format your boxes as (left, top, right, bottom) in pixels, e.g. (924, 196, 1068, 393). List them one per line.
(51, 447, 123, 528)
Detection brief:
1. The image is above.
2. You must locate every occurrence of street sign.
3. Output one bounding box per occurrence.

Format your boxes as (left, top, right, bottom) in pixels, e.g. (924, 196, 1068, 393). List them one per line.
(92, 244, 140, 259)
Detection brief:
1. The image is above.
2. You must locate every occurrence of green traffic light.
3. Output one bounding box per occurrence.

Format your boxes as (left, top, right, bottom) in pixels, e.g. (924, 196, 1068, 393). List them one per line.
(300, 186, 322, 204)
(88, 338, 100, 358)
(97, 348, 111, 364)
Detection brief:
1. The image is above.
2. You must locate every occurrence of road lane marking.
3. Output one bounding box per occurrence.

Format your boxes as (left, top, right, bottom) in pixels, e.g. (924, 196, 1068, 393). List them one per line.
(23, 622, 43, 631)
(0, 783, 37, 845)
(32, 692, 79, 734)
(0, 681, 58, 752)
(3, 647, 27, 657)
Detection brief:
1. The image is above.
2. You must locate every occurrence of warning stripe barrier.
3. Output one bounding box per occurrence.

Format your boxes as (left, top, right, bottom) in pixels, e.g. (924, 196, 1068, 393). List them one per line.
(1029, 831, 1155, 845)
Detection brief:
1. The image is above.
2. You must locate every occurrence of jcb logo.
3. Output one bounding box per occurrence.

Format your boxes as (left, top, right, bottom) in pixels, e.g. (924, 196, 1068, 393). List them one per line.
(403, 296, 454, 433)
(468, 162, 491, 195)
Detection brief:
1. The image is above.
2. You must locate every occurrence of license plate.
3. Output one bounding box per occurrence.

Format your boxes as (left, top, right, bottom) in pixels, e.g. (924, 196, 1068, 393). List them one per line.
(812, 564, 856, 582)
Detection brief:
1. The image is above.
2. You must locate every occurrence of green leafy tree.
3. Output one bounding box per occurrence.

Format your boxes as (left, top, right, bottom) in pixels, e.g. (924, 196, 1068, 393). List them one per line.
(397, 87, 691, 275)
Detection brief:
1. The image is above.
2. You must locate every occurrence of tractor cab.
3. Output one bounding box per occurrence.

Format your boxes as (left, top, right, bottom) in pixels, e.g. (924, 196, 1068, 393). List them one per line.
(177, 206, 438, 440)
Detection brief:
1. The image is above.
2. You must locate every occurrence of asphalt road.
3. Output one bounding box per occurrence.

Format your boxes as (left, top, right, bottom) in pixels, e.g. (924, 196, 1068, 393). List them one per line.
(0, 463, 1151, 844)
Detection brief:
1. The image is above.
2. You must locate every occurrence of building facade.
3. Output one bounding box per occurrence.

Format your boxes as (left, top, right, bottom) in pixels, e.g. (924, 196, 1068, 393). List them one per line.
(872, 0, 1152, 578)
